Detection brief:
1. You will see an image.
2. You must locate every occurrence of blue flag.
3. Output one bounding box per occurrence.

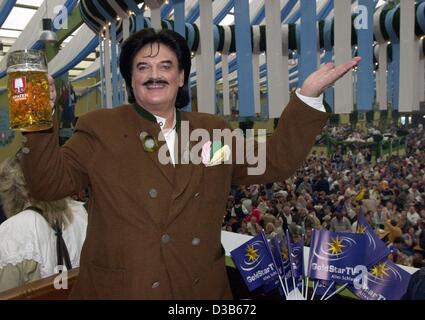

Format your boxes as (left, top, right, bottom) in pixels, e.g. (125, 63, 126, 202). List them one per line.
(271, 234, 293, 280)
(263, 233, 293, 295)
(308, 231, 334, 298)
(350, 259, 411, 300)
(308, 229, 368, 284)
(286, 230, 305, 280)
(230, 232, 279, 291)
(356, 212, 389, 266)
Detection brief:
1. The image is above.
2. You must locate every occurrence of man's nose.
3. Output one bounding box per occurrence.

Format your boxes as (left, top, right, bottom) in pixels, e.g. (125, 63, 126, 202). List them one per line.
(150, 66, 159, 78)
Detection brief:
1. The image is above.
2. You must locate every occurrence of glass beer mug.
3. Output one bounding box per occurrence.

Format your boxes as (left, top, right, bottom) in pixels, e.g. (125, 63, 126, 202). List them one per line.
(7, 49, 52, 131)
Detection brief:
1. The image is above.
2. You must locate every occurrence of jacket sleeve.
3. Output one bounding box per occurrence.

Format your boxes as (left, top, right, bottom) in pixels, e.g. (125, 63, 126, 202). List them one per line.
(231, 92, 329, 186)
(20, 114, 95, 201)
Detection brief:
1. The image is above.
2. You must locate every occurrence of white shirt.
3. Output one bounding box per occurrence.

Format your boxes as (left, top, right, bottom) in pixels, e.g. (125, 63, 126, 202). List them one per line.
(153, 109, 177, 165)
(0, 200, 88, 278)
(152, 90, 325, 165)
(407, 211, 421, 226)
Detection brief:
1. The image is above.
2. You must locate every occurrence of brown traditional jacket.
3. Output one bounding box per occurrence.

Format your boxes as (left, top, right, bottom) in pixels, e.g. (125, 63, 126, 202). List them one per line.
(21, 93, 328, 299)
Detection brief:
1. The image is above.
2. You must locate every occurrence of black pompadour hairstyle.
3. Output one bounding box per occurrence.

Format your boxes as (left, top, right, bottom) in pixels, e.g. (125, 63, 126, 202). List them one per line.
(119, 28, 191, 109)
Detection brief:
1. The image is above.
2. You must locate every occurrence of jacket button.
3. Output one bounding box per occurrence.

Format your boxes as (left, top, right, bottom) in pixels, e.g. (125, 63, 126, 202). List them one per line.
(21, 136, 28, 143)
(194, 192, 200, 199)
(149, 188, 158, 198)
(161, 234, 171, 243)
(21, 147, 30, 154)
(191, 237, 200, 246)
(151, 281, 160, 289)
(194, 278, 200, 285)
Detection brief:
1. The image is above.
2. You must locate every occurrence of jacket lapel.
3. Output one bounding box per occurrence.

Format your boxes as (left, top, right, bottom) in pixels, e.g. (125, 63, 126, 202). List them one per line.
(132, 104, 175, 185)
(171, 112, 203, 200)
(167, 112, 205, 225)
(144, 130, 175, 186)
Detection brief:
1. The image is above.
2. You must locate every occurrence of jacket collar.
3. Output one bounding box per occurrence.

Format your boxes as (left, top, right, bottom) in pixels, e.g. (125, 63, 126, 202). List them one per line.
(132, 103, 181, 132)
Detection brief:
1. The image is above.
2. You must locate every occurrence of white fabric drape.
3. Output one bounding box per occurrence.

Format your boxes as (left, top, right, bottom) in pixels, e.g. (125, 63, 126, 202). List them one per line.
(266, 0, 289, 118)
(399, 0, 416, 112)
(333, 0, 353, 114)
(196, 0, 215, 114)
(221, 25, 232, 116)
(145, 0, 165, 30)
(252, 25, 261, 115)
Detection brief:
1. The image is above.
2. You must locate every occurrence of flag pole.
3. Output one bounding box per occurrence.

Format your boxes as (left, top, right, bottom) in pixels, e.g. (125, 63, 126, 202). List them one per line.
(310, 280, 319, 300)
(291, 275, 299, 300)
(278, 273, 289, 299)
(301, 277, 305, 299)
(324, 283, 348, 300)
(284, 273, 290, 298)
(260, 231, 288, 299)
(305, 276, 309, 300)
(319, 281, 335, 300)
(286, 229, 301, 300)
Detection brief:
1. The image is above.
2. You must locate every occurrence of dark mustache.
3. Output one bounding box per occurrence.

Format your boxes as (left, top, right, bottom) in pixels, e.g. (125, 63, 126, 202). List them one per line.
(142, 79, 169, 86)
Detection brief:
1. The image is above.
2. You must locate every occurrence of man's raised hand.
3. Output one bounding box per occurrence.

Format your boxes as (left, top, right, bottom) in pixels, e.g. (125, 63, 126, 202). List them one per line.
(299, 57, 362, 98)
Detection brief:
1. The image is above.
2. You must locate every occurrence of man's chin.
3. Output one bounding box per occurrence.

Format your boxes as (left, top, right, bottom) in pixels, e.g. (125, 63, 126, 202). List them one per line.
(136, 99, 173, 109)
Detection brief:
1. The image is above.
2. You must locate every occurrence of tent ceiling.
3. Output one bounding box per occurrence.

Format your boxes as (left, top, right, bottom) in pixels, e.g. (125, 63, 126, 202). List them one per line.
(0, 0, 96, 79)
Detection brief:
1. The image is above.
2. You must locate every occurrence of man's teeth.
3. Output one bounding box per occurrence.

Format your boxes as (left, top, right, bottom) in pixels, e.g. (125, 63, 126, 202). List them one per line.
(146, 84, 166, 88)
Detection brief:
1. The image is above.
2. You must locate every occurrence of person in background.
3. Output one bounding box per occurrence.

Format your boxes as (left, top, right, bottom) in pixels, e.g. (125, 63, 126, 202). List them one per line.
(60, 82, 76, 128)
(383, 210, 403, 244)
(330, 211, 352, 232)
(402, 265, 425, 300)
(321, 214, 332, 230)
(0, 155, 87, 293)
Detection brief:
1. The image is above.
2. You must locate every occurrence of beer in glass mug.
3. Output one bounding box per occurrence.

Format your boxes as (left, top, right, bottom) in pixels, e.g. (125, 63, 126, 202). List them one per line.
(7, 49, 52, 131)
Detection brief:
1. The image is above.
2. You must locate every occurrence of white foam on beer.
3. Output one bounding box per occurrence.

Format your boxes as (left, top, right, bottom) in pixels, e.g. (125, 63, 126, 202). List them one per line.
(7, 64, 47, 73)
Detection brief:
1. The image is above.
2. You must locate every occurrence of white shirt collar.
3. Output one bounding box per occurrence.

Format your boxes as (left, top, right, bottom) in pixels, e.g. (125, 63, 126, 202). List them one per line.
(152, 109, 176, 133)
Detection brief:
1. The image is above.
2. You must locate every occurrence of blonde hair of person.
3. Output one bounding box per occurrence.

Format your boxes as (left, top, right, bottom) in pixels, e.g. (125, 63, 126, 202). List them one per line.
(0, 155, 73, 228)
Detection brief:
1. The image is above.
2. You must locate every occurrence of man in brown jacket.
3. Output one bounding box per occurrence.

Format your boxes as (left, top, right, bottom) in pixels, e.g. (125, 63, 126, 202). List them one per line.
(20, 28, 360, 299)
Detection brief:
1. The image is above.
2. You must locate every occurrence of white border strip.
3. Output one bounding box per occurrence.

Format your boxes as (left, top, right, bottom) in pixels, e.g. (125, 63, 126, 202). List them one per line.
(266, 0, 288, 118)
(197, 0, 215, 114)
(376, 43, 388, 110)
(399, 0, 415, 112)
(333, 0, 353, 114)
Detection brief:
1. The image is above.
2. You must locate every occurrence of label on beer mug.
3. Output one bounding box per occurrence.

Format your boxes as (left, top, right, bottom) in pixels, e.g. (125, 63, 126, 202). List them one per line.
(11, 76, 29, 101)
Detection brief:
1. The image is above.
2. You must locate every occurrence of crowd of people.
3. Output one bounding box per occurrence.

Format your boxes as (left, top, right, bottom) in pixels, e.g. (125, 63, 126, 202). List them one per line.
(222, 124, 425, 269)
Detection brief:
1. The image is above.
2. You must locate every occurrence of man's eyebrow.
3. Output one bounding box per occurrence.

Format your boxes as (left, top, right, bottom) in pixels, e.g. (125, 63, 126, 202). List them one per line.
(136, 62, 149, 68)
(135, 60, 173, 67)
